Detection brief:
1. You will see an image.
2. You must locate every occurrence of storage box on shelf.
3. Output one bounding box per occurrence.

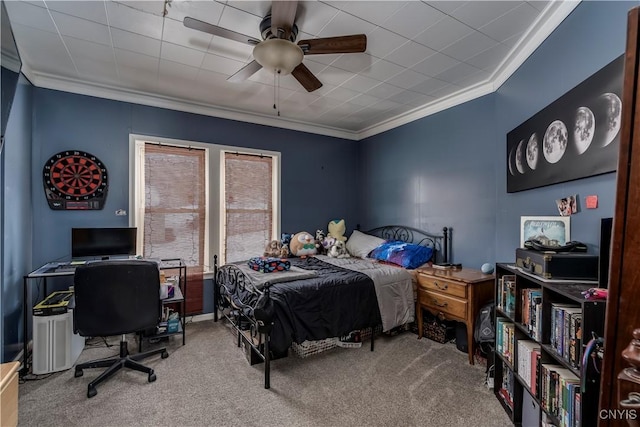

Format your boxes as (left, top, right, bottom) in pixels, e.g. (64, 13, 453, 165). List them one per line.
(493, 263, 605, 427)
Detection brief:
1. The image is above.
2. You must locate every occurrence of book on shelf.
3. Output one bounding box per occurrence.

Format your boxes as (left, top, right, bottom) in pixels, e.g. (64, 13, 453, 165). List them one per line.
(517, 340, 540, 390)
(569, 314, 582, 369)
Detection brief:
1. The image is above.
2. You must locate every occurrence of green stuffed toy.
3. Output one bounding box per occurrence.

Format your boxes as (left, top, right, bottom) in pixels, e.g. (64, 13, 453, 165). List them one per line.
(328, 219, 347, 242)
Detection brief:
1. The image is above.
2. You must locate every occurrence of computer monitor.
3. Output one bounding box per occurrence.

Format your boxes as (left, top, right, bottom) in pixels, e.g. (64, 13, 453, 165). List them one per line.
(71, 227, 137, 259)
(599, 217, 613, 288)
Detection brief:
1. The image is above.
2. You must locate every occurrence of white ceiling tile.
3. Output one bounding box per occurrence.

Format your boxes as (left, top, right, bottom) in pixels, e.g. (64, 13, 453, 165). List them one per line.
(527, 1, 551, 12)
(200, 52, 245, 75)
(433, 61, 482, 85)
(160, 41, 205, 67)
(340, 74, 383, 93)
(114, 1, 166, 17)
(50, 11, 111, 46)
(365, 27, 409, 59)
(345, 92, 380, 107)
(413, 16, 474, 52)
(365, 82, 404, 100)
(283, 91, 321, 108)
(441, 31, 498, 62)
(429, 83, 463, 98)
(4, 1, 57, 33)
(115, 48, 160, 73)
(63, 36, 114, 63)
(317, 65, 355, 87)
(385, 69, 428, 90)
(409, 77, 449, 95)
(336, 1, 407, 27)
(323, 86, 360, 102)
(106, 1, 164, 39)
(382, 2, 445, 40)
(195, 67, 230, 87)
(159, 59, 199, 81)
(46, 1, 108, 25)
(307, 96, 343, 115)
(302, 59, 327, 75)
(387, 89, 427, 105)
(358, 59, 404, 81)
(208, 36, 254, 62)
(406, 93, 436, 107)
(10, 23, 74, 76)
(306, 53, 341, 67)
(428, 1, 468, 15)
(111, 28, 162, 57)
(411, 52, 460, 77)
(218, 6, 263, 40)
(163, 14, 212, 51)
(118, 65, 159, 91)
(295, 1, 340, 36)
(165, 0, 225, 24)
(384, 41, 436, 69)
(455, 69, 491, 87)
(224, 1, 271, 18)
(74, 57, 118, 83)
(318, 11, 377, 38)
(450, 1, 522, 29)
(465, 42, 513, 71)
(331, 53, 374, 74)
(479, 3, 540, 43)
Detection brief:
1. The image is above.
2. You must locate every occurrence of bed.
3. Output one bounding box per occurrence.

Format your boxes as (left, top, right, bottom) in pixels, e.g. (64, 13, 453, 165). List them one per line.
(212, 225, 450, 389)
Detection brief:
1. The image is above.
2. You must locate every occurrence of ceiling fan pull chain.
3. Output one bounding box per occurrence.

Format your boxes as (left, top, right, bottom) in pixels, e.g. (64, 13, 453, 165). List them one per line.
(277, 70, 281, 116)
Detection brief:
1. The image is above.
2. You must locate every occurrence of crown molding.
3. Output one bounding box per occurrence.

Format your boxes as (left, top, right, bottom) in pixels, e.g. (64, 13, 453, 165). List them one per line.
(27, 71, 360, 141)
(356, 0, 581, 141)
(20, 1, 580, 142)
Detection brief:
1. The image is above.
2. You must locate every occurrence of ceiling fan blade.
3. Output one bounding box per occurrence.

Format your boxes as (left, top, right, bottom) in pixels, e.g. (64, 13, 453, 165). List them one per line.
(291, 63, 322, 92)
(298, 35, 367, 55)
(270, 1, 298, 40)
(183, 17, 260, 46)
(228, 60, 263, 83)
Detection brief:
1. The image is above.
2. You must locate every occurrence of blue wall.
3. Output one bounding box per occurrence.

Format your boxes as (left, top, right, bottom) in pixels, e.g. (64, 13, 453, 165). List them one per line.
(358, 1, 635, 269)
(29, 89, 360, 316)
(2, 74, 33, 361)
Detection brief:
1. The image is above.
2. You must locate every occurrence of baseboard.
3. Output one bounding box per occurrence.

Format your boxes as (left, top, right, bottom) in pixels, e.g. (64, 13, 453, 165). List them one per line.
(188, 313, 214, 323)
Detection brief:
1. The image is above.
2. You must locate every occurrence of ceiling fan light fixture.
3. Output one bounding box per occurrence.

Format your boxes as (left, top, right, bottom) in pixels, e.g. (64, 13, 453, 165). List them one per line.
(252, 39, 303, 75)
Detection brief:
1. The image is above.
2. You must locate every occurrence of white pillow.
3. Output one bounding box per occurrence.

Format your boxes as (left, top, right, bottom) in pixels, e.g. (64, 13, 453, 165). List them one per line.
(346, 230, 386, 258)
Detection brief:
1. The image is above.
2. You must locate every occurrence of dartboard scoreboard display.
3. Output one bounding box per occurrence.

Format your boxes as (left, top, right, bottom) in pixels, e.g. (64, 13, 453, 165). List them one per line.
(42, 150, 109, 210)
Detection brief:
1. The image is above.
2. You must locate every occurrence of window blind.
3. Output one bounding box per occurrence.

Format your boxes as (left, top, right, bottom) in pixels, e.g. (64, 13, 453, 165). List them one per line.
(144, 143, 205, 314)
(224, 153, 273, 263)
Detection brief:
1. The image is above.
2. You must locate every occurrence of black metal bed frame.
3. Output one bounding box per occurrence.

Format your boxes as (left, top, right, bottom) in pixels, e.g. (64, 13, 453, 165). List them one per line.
(212, 225, 450, 389)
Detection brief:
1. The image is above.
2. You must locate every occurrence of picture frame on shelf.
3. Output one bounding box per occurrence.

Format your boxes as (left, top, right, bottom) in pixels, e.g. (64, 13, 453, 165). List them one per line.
(520, 216, 570, 248)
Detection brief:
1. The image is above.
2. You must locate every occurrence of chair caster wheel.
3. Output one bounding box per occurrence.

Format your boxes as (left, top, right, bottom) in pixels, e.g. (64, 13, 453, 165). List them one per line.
(75, 369, 83, 378)
(161, 351, 169, 359)
(148, 372, 156, 382)
(87, 386, 97, 398)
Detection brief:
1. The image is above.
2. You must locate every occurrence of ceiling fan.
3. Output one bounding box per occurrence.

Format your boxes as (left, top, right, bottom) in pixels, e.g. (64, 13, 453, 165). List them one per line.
(183, 1, 367, 93)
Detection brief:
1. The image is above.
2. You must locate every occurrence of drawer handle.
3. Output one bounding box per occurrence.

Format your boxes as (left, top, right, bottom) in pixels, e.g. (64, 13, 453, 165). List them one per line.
(432, 299, 448, 308)
(434, 281, 448, 291)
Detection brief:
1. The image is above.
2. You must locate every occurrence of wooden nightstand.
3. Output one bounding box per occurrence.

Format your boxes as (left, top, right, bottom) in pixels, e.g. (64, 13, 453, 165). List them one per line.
(415, 266, 494, 364)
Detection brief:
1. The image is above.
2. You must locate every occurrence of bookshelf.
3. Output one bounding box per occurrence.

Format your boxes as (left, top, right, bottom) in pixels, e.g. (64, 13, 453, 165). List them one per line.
(493, 263, 606, 427)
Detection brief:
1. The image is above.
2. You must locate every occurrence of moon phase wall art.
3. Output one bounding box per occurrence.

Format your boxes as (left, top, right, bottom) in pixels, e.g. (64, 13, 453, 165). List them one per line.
(507, 55, 623, 193)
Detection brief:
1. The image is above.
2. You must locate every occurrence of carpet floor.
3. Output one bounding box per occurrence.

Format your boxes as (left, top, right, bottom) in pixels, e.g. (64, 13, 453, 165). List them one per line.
(18, 320, 512, 427)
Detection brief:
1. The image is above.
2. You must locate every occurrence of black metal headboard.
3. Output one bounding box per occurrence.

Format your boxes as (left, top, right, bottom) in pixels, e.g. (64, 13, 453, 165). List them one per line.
(362, 225, 450, 265)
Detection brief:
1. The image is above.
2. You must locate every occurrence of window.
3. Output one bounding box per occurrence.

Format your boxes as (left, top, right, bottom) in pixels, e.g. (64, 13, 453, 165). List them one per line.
(223, 153, 274, 263)
(130, 135, 280, 313)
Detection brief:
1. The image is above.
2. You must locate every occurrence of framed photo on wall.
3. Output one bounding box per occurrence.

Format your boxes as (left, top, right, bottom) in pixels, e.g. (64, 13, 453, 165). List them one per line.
(520, 216, 570, 248)
(507, 55, 624, 192)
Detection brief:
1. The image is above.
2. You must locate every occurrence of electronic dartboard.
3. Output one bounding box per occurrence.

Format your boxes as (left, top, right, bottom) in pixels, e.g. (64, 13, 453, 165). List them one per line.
(42, 150, 109, 210)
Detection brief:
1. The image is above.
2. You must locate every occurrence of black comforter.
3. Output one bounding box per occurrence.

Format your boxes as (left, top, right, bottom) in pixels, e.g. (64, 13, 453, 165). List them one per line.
(224, 257, 382, 353)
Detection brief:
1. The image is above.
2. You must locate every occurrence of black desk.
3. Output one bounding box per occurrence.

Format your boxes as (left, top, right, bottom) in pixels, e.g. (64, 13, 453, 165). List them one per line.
(22, 258, 187, 376)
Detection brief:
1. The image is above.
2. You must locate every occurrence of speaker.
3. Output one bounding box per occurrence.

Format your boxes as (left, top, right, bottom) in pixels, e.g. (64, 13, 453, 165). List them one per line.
(32, 310, 85, 374)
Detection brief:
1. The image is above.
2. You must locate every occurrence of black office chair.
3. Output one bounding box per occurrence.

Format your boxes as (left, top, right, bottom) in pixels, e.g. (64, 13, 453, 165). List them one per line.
(73, 260, 169, 398)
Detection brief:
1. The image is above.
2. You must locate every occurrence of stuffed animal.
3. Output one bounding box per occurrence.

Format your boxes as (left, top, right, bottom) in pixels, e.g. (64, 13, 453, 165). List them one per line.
(328, 219, 347, 242)
(281, 233, 293, 254)
(315, 229, 326, 255)
(328, 240, 350, 258)
(322, 235, 336, 253)
(264, 240, 284, 258)
(289, 231, 318, 257)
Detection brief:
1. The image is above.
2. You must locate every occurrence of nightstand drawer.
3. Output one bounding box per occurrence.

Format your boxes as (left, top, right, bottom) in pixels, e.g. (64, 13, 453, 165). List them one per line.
(417, 274, 467, 299)
(418, 289, 467, 319)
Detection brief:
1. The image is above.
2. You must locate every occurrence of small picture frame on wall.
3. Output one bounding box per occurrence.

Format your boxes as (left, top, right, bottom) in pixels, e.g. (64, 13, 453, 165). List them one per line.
(520, 216, 570, 248)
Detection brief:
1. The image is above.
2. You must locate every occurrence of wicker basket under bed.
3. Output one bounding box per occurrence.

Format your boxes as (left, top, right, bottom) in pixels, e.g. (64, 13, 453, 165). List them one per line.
(291, 325, 383, 358)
